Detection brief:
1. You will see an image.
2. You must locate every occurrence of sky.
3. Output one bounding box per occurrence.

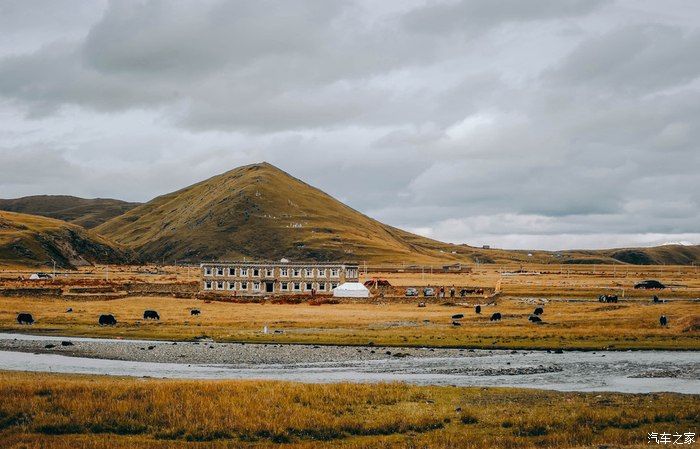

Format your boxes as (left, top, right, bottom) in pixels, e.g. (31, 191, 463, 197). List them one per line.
(0, 0, 698, 251)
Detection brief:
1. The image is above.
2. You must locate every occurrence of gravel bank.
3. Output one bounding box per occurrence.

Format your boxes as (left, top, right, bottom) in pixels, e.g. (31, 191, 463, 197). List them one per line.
(0, 333, 485, 365)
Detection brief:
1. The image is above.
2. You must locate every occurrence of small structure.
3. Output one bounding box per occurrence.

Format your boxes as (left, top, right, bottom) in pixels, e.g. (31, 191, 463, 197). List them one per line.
(333, 282, 370, 298)
(29, 273, 52, 280)
(441, 263, 472, 273)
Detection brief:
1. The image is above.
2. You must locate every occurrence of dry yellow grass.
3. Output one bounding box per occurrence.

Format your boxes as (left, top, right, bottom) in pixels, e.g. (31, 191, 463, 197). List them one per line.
(0, 371, 697, 449)
(0, 295, 697, 350)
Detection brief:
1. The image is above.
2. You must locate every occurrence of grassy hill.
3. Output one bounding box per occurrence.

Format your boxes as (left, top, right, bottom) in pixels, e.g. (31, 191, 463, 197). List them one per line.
(0, 195, 139, 229)
(0, 211, 129, 269)
(94, 162, 700, 265)
(95, 163, 471, 264)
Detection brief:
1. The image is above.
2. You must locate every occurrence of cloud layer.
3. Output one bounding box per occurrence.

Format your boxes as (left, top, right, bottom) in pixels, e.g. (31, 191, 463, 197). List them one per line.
(0, 0, 698, 250)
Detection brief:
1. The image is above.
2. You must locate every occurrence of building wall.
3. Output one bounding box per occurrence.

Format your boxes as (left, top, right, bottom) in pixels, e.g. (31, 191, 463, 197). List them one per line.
(200, 262, 359, 295)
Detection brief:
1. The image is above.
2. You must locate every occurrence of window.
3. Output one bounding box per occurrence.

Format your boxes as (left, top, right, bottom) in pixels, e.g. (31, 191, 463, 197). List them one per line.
(305, 282, 313, 291)
(280, 268, 288, 277)
(318, 268, 326, 277)
(305, 268, 313, 277)
(228, 267, 236, 276)
(216, 267, 224, 276)
(347, 269, 357, 278)
(217, 281, 224, 290)
(281, 282, 288, 291)
(293, 268, 301, 277)
(331, 282, 338, 289)
(253, 281, 260, 291)
(241, 268, 248, 276)
(253, 268, 260, 277)
(204, 267, 212, 276)
(319, 283, 326, 291)
(204, 281, 212, 290)
(330, 268, 339, 277)
(228, 282, 236, 290)
(293, 282, 301, 291)
(265, 268, 274, 277)
(241, 281, 248, 290)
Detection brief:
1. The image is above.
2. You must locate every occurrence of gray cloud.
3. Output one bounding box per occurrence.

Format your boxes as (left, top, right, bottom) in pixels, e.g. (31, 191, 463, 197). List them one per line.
(0, 0, 698, 250)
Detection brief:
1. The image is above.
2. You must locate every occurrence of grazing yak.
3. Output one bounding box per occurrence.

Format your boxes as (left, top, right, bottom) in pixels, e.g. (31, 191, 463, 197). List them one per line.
(143, 310, 160, 320)
(660, 315, 668, 326)
(99, 314, 117, 326)
(475, 305, 481, 314)
(598, 294, 618, 303)
(529, 315, 542, 323)
(16, 313, 34, 325)
(190, 309, 201, 316)
(452, 313, 464, 320)
(652, 295, 660, 303)
(490, 312, 502, 321)
(533, 307, 544, 315)
(452, 321, 462, 326)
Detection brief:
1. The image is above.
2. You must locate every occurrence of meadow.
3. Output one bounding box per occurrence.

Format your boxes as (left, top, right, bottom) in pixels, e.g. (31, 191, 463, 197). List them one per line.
(1, 371, 697, 449)
(0, 295, 698, 350)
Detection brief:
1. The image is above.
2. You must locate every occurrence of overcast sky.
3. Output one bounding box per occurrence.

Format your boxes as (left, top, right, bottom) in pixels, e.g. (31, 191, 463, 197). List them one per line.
(1, 0, 698, 250)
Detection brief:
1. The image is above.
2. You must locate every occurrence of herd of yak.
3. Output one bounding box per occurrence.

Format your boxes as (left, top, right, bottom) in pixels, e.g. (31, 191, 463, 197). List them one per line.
(15, 308, 200, 326)
(15, 296, 670, 327)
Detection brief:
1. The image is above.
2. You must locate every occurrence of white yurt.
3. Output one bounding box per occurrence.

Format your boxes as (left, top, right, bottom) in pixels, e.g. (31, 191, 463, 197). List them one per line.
(332, 282, 370, 298)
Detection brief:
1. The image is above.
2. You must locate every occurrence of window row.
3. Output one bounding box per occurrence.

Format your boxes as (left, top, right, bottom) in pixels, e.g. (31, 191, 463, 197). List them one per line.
(204, 280, 340, 291)
(204, 267, 341, 278)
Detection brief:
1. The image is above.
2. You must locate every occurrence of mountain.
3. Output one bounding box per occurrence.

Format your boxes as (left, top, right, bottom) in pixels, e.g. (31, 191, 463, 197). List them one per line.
(95, 162, 475, 264)
(0, 195, 140, 229)
(94, 162, 700, 265)
(0, 211, 129, 269)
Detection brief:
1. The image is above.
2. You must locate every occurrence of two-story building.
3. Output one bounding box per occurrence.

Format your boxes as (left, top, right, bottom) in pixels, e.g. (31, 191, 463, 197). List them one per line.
(200, 261, 360, 295)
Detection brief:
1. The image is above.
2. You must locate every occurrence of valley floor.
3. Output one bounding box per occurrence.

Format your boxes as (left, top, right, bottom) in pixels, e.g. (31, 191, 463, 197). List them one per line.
(1, 371, 698, 449)
(0, 296, 698, 350)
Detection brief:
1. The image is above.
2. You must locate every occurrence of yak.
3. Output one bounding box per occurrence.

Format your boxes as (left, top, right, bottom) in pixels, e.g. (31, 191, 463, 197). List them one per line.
(529, 315, 542, 323)
(533, 307, 544, 315)
(452, 313, 464, 320)
(475, 305, 481, 314)
(16, 313, 34, 325)
(99, 314, 117, 326)
(490, 312, 502, 321)
(143, 310, 160, 320)
(660, 315, 668, 326)
(190, 309, 201, 316)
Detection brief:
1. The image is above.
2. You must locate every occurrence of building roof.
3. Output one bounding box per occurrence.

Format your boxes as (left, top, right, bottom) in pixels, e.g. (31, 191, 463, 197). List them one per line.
(201, 261, 358, 267)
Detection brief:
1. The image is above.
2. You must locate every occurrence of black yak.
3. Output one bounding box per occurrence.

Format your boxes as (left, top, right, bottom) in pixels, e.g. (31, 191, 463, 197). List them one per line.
(529, 315, 542, 323)
(143, 310, 160, 320)
(99, 314, 117, 326)
(475, 305, 481, 314)
(490, 312, 502, 321)
(452, 313, 464, 319)
(533, 307, 544, 315)
(660, 315, 668, 326)
(16, 313, 34, 325)
(190, 309, 201, 316)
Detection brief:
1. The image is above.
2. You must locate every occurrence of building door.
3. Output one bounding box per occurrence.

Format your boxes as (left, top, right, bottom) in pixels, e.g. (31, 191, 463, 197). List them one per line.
(265, 282, 274, 293)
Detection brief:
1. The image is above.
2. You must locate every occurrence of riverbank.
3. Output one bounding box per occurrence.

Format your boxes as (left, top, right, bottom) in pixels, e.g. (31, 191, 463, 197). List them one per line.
(1, 333, 698, 393)
(1, 371, 697, 449)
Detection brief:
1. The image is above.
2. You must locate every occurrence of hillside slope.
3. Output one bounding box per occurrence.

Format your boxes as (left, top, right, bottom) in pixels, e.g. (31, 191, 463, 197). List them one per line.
(96, 163, 471, 264)
(0, 211, 130, 269)
(94, 162, 700, 265)
(0, 195, 140, 229)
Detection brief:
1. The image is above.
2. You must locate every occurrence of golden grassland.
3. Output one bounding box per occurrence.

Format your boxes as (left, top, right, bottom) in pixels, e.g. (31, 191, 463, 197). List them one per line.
(0, 263, 698, 349)
(1, 371, 698, 449)
(1, 294, 698, 350)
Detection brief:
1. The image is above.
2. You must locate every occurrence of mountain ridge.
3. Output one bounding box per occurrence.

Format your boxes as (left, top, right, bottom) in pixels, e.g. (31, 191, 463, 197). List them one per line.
(0, 195, 140, 229)
(0, 210, 130, 269)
